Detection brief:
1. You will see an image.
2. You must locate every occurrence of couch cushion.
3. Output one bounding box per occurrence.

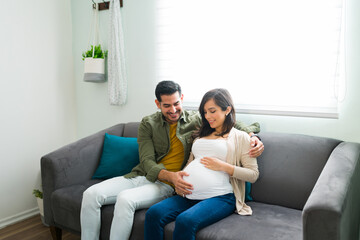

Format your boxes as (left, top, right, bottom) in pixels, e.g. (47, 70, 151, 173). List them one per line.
(126, 202, 301, 240)
(51, 180, 102, 232)
(163, 202, 302, 240)
(252, 132, 341, 210)
(100, 205, 146, 240)
(100, 205, 114, 240)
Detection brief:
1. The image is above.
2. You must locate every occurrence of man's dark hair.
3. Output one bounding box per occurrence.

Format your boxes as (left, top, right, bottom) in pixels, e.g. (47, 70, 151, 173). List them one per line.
(155, 81, 182, 102)
(194, 88, 236, 138)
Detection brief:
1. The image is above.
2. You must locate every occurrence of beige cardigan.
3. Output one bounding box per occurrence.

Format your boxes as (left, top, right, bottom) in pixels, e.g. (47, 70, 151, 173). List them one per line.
(187, 128, 259, 215)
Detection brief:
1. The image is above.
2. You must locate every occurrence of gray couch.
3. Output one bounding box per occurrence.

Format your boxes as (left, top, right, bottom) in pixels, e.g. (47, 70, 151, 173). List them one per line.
(41, 122, 360, 240)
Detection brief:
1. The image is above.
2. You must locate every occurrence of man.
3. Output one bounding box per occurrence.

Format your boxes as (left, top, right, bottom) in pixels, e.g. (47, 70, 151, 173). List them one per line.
(80, 81, 264, 240)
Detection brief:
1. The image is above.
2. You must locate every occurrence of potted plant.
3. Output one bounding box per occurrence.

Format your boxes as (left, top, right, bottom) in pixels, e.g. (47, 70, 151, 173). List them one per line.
(82, 44, 108, 83)
(33, 189, 47, 226)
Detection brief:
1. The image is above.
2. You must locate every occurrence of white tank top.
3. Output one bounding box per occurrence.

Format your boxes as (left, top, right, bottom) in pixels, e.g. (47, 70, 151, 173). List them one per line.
(183, 138, 233, 200)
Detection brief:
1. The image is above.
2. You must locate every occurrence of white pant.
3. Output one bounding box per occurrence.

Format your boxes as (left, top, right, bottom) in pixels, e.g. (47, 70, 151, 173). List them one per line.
(80, 176, 174, 240)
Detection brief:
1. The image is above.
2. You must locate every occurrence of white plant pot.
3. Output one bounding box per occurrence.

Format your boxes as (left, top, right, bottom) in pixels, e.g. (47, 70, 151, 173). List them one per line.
(83, 57, 106, 82)
(36, 198, 44, 216)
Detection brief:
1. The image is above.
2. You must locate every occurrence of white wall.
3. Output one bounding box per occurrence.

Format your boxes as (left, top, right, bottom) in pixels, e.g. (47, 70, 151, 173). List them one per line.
(71, 0, 158, 138)
(0, 0, 76, 226)
(72, 0, 360, 142)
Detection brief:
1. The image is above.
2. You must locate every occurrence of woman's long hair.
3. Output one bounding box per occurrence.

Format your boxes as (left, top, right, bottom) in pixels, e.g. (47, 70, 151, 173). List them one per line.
(193, 88, 236, 139)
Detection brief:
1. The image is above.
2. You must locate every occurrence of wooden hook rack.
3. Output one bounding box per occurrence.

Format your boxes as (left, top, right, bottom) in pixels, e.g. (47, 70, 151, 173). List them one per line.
(94, 0, 123, 10)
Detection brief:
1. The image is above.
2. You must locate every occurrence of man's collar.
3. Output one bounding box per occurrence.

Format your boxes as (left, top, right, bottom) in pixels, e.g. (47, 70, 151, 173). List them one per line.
(180, 110, 188, 123)
(160, 113, 167, 126)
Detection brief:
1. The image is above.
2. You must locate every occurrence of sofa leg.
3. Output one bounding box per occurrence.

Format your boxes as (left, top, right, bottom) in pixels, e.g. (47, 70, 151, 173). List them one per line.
(50, 226, 62, 240)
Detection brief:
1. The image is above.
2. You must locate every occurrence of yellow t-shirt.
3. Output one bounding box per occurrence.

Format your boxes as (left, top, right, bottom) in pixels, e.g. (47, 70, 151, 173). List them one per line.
(159, 123, 184, 185)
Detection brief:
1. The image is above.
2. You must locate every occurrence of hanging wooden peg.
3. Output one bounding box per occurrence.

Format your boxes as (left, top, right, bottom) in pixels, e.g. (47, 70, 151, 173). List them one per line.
(98, 0, 123, 10)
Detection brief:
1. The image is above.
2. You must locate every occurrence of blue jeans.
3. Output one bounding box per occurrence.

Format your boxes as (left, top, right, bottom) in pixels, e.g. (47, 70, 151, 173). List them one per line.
(144, 193, 236, 240)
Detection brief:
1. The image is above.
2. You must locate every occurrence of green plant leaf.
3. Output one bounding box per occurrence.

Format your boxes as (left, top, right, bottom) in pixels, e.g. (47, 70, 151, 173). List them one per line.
(33, 189, 43, 199)
(82, 44, 107, 60)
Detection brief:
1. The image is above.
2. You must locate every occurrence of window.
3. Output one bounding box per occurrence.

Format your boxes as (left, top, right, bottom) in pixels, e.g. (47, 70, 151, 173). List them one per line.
(156, 0, 345, 118)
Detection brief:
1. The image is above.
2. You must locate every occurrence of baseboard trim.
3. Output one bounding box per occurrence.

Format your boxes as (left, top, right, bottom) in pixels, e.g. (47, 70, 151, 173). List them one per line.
(0, 207, 39, 229)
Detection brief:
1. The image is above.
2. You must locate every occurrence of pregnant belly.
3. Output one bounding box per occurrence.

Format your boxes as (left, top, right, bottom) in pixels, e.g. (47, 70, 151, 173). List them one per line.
(183, 159, 232, 200)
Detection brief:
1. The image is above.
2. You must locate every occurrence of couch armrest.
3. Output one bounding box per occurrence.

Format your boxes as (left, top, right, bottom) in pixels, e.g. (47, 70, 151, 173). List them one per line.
(41, 123, 125, 225)
(302, 142, 360, 240)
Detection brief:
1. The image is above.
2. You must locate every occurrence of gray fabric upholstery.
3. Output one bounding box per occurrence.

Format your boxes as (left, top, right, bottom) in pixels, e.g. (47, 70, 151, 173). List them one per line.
(123, 122, 141, 137)
(40, 122, 360, 240)
(100, 206, 147, 240)
(129, 209, 147, 240)
(41, 123, 126, 226)
(51, 180, 101, 233)
(162, 202, 302, 240)
(303, 142, 360, 240)
(100, 205, 114, 240)
(253, 132, 341, 210)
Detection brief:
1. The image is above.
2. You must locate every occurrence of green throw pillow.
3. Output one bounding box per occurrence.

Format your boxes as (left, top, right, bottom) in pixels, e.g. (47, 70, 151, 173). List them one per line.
(92, 133, 140, 179)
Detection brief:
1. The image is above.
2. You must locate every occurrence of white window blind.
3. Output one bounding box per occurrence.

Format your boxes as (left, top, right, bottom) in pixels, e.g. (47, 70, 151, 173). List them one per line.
(156, 0, 345, 118)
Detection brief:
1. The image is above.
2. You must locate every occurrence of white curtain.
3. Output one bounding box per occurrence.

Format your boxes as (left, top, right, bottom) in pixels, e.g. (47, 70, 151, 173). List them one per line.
(108, 0, 127, 105)
(156, 0, 344, 118)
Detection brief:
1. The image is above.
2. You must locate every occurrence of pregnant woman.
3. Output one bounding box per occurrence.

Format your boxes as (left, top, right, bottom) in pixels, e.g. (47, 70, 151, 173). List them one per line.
(144, 88, 259, 240)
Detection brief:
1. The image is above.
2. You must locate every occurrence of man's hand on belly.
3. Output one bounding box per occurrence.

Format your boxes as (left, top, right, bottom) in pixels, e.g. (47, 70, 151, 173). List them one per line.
(158, 169, 193, 196)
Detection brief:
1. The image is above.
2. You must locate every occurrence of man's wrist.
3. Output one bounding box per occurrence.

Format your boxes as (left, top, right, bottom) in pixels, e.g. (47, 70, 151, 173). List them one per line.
(158, 169, 173, 183)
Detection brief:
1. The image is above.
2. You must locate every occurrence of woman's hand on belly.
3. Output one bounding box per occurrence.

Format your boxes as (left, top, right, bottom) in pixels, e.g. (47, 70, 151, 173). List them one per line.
(200, 157, 235, 176)
(200, 157, 225, 171)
